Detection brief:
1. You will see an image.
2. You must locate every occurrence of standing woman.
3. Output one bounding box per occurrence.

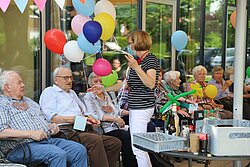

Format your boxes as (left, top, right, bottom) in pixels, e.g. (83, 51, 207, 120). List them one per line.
(125, 31, 160, 167)
(90, 30, 160, 167)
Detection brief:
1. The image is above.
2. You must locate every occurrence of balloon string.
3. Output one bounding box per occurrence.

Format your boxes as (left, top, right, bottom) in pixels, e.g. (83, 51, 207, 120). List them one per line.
(82, 54, 96, 60)
(60, 56, 66, 63)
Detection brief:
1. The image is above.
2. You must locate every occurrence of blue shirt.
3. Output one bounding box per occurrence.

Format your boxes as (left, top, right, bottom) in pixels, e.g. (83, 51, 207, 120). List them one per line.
(208, 78, 233, 100)
(0, 94, 49, 153)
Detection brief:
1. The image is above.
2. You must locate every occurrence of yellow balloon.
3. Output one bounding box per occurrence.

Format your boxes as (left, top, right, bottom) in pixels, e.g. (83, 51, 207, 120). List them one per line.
(205, 85, 218, 99)
(94, 13, 115, 41)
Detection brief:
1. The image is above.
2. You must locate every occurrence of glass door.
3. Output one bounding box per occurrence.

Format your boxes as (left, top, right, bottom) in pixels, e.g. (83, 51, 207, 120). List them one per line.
(143, 0, 176, 71)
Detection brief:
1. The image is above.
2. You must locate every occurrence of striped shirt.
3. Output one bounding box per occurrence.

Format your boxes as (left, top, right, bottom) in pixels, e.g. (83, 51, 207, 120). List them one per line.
(0, 94, 49, 154)
(127, 53, 160, 109)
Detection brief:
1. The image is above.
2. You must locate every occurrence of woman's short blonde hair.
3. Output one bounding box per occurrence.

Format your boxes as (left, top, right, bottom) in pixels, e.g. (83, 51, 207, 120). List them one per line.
(192, 65, 207, 76)
(131, 30, 152, 51)
(163, 71, 180, 83)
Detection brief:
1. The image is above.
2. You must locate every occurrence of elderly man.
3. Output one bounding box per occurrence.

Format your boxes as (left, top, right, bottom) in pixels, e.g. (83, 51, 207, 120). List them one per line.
(0, 71, 87, 167)
(208, 66, 250, 119)
(39, 67, 121, 167)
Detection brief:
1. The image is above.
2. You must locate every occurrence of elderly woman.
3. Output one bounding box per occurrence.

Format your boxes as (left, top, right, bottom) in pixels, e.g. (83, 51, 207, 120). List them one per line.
(84, 72, 137, 167)
(186, 65, 232, 119)
(162, 71, 196, 122)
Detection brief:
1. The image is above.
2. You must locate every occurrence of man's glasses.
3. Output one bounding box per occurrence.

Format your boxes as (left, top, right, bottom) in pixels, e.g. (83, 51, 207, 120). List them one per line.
(56, 76, 73, 81)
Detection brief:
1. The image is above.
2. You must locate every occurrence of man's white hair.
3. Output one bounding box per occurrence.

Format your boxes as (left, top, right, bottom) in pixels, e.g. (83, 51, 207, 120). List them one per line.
(0, 71, 19, 93)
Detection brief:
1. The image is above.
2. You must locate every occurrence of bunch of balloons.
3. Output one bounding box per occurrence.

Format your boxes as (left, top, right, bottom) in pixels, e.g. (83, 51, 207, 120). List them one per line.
(73, 0, 116, 55)
(44, 0, 116, 64)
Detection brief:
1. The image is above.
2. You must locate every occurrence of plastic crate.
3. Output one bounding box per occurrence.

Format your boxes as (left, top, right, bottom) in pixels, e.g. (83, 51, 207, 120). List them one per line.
(196, 119, 250, 156)
(133, 132, 186, 153)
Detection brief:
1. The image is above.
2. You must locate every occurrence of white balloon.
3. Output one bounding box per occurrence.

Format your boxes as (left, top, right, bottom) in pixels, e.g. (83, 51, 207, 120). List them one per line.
(94, 0, 116, 20)
(63, 40, 84, 62)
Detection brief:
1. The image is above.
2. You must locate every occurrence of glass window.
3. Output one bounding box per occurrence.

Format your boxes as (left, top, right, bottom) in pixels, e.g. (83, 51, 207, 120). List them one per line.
(145, 1, 173, 72)
(0, 1, 41, 101)
(179, 0, 201, 81)
(204, 0, 224, 73)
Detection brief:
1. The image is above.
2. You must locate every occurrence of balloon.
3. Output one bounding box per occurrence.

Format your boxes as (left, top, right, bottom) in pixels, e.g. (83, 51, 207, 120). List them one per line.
(171, 30, 188, 51)
(94, 0, 116, 20)
(94, 13, 115, 41)
(44, 29, 66, 55)
(71, 14, 91, 36)
(83, 21, 102, 44)
(246, 66, 250, 78)
(190, 83, 203, 97)
(230, 10, 236, 29)
(72, 0, 95, 16)
(101, 70, 118, 87)
(63, 40, 84, 62)
(77, 34, 101, 54)
(92, 58, 112, 76)
(160, 90, 196, 114)
(205, 85, 218, 99)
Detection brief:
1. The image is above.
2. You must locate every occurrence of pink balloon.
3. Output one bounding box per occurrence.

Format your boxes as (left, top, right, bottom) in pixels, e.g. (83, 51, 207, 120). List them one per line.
(71, 14, 91, 36)
(92, 58, 112, 76)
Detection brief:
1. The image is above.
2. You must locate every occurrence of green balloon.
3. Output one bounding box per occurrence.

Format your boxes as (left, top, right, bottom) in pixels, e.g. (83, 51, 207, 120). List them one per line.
(246, 66, 250, 78)
(101, 70, 118, 87)
(159, 90, 196, 114)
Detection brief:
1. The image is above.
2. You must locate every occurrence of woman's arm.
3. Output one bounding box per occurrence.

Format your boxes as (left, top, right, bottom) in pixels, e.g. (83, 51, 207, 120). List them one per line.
(88, 81, 124, 93)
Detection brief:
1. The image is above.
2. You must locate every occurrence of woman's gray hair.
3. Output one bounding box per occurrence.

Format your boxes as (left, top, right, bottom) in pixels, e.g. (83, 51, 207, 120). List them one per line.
(0, 70, 18, 93)
(88, 72, 97, 87)
(192, 65, 207, 76)
(163, 71, 180, 83)
(225, 66, 234, 78)
(53, 66, 72, 79)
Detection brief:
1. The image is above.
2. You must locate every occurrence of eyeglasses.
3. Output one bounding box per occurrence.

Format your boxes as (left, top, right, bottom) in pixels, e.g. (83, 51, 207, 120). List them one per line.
(56, 76, 73, 81)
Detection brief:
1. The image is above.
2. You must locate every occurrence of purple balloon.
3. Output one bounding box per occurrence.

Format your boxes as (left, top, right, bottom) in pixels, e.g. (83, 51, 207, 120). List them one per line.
(83, 21, 102, 44)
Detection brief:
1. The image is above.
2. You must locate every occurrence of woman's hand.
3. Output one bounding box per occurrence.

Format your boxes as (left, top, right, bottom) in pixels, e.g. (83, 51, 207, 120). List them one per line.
(121, 109, 129, 116)
(87, 116, 100, 127)
(87, 85, 104, 94)
(125, 54, 140, 70)
(177, 110, 190, 117)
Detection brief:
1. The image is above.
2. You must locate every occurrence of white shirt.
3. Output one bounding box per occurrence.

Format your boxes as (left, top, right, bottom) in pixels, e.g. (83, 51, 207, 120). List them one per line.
(39, 84, 86, 121)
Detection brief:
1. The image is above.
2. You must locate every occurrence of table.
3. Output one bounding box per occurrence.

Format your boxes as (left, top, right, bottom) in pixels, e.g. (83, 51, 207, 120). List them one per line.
(134, 144, 250, 167)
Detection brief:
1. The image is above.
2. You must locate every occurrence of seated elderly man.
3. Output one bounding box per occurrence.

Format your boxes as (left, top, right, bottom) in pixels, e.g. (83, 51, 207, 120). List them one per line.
(208, 65, 250, 119)
(0, 71, 87, 167)
(84, 72, 137, 167)
(39, 67, 121, 167)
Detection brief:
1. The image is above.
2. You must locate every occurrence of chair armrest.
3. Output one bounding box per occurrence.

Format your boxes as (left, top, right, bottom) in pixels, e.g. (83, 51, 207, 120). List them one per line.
(0, 138, 32, 165)
(54, 124, 81, 143)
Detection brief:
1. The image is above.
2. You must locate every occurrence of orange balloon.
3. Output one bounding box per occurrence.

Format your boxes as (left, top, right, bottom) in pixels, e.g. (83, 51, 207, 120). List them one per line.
(230, 11, 236, 29)
(80, 0, 85, 4)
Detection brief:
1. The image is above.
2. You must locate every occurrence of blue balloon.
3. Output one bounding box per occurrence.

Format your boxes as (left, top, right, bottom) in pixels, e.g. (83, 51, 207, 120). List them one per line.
(77, 34, 101, 54)
(171, 30, 188, 51)
(72, 0, 95, 16)
(83, 21, 102, 44)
